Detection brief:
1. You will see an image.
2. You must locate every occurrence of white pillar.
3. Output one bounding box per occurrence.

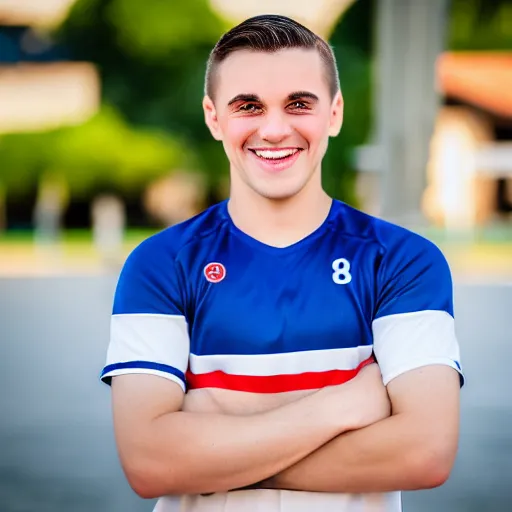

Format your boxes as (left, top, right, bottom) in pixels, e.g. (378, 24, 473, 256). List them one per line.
(375, 0, 449, 227)
(91, 195, 126, 265)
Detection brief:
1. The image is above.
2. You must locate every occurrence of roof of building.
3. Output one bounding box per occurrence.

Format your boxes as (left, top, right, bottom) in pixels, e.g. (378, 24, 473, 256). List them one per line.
(438, 52, 512, 118)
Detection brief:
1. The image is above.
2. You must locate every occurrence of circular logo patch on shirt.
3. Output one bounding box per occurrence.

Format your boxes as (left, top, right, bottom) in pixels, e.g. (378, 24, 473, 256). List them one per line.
(203, 262, 226, 283)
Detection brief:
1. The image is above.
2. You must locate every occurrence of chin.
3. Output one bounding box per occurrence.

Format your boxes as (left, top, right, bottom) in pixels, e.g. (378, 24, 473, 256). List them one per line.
(253, 183, 308, 201)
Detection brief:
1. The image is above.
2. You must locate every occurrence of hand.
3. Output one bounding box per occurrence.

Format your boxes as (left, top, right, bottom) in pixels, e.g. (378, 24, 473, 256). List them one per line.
(322, 363, 391, 432)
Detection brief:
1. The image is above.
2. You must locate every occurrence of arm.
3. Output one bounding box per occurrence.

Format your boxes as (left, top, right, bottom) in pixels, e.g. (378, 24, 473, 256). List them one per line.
(111, 366, 387, 499)
(262, 233, 464, 493)
(103, 238, 387, 498)
(263, 364, 460, 492)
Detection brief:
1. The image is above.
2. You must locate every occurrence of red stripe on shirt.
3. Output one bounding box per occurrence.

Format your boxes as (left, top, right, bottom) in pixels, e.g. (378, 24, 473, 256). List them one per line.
(186, 355, 375, 393)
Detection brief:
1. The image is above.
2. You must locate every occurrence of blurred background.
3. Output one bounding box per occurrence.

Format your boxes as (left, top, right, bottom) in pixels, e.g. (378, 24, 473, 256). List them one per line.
(0, 0, 510, 511)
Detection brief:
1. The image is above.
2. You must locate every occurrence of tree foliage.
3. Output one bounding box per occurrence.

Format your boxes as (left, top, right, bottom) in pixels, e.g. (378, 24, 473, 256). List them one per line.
(0, 107, 187, 198)
(57, 0, 230, 189)
(323, 0, 373, 205)
(449, 0, 512, 50)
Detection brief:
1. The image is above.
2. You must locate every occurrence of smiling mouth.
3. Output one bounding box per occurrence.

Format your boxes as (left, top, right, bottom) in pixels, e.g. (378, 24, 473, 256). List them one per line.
(249, 148, 301, 161)
(247, 147, 303, 173)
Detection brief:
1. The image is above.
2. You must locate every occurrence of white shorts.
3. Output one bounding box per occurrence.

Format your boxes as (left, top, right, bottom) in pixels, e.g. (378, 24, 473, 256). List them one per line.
(153, 489, 402, 512)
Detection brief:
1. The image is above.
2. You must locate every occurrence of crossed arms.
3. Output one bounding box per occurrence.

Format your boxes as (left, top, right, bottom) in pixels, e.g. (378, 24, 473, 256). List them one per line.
(110, 363, 460, 499)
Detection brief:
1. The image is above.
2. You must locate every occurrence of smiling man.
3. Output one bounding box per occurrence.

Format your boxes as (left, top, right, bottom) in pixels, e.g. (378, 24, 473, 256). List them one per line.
(101, 14, 463, 512)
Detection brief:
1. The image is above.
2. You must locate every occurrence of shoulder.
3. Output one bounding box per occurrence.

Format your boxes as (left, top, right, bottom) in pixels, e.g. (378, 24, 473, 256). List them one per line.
(330, 201, 448, 271)
(113, 203, 227, 313)
(125, 202, 227, 270)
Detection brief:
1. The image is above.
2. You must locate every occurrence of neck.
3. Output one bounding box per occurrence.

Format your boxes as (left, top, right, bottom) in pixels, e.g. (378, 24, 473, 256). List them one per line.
(227, 181, 332, 248)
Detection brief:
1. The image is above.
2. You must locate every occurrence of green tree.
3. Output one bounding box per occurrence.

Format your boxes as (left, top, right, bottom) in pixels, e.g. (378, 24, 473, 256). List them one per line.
(0, 107, 188, 200)
(323, 0, 374, 206)
(449, 0, 512, 50)
(58, 0, 230, 192)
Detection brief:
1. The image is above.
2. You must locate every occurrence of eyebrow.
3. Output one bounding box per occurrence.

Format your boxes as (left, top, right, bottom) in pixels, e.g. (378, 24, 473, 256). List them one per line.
(227, 94, 260, 106)
(287, 91, 319, 102)
(226, 91, 320, 107)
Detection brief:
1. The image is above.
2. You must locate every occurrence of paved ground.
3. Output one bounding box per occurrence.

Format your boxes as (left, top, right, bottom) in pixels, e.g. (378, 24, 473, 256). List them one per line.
(0, 230, 511, 281)
(0, 276, 510, 512)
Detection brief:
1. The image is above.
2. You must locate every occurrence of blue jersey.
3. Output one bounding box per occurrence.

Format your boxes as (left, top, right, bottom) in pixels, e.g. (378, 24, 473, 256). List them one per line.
(101, 199, 463, 512)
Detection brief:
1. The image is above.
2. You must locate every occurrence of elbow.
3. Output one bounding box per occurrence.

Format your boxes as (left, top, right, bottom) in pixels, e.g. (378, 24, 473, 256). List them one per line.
(410, 445, 456, 490)
(122, 456, 179, 499)
(128, 475, 161, 500)
(124, 463, 162, 499)
(415, 459, 451, 490)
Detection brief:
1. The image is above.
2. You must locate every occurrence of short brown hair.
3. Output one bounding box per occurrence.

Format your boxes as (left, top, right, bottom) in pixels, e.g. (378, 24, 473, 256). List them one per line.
(205, 14, 340, 100)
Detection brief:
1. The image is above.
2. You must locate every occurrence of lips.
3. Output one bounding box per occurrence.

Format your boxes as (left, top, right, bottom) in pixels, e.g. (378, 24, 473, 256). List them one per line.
(248, 147, 303, 172)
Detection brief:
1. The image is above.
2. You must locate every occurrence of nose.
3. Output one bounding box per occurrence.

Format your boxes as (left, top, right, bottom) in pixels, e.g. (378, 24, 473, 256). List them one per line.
(258, 110, 293, 143)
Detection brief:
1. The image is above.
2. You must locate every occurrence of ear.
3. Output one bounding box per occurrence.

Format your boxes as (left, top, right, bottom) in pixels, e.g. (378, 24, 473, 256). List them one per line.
(203, 95, 222, 141)
(328, 90, 344, 137)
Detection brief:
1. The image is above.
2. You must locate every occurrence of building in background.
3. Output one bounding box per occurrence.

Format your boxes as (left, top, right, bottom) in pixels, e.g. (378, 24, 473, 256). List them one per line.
(424, 52, 512, 230)
(0, 0, 99, 133)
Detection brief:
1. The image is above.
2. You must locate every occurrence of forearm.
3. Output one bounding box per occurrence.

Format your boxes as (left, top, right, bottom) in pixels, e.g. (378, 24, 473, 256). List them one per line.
(264, 413, 453, 493)
(132, 389, 347, 497)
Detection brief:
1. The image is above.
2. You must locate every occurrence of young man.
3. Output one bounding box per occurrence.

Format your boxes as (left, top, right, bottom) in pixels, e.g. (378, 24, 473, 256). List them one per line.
(101, 14, 463, 512)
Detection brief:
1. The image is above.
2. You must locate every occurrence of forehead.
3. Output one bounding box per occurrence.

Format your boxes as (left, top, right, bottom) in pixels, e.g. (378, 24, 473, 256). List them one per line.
(215, 48, 330, 103)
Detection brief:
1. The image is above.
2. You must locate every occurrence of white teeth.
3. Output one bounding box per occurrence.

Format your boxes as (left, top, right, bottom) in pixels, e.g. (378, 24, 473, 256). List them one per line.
(253, 149, 299, 160)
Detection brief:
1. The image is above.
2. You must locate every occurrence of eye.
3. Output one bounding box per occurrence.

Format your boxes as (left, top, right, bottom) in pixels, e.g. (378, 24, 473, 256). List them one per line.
(288, 101, 309, 111)
(238, 103, 262, 113)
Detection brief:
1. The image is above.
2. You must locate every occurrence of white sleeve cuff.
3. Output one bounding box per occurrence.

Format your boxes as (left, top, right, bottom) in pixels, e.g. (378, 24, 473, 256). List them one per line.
(372, 310, 464, 386)
(101, 313, 190, 390)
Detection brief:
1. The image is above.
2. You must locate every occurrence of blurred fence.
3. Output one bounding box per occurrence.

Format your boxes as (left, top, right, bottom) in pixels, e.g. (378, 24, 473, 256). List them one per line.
(0, 276, 510, 511)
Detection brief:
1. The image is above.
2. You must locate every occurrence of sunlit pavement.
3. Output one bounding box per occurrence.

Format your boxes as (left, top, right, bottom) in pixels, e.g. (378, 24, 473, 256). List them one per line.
(1, 238, 511, 282)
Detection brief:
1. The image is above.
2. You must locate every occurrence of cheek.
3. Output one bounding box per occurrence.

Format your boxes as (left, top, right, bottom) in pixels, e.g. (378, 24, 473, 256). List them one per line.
(294, 117, 330, 150)
(221, 118, 258, 149)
